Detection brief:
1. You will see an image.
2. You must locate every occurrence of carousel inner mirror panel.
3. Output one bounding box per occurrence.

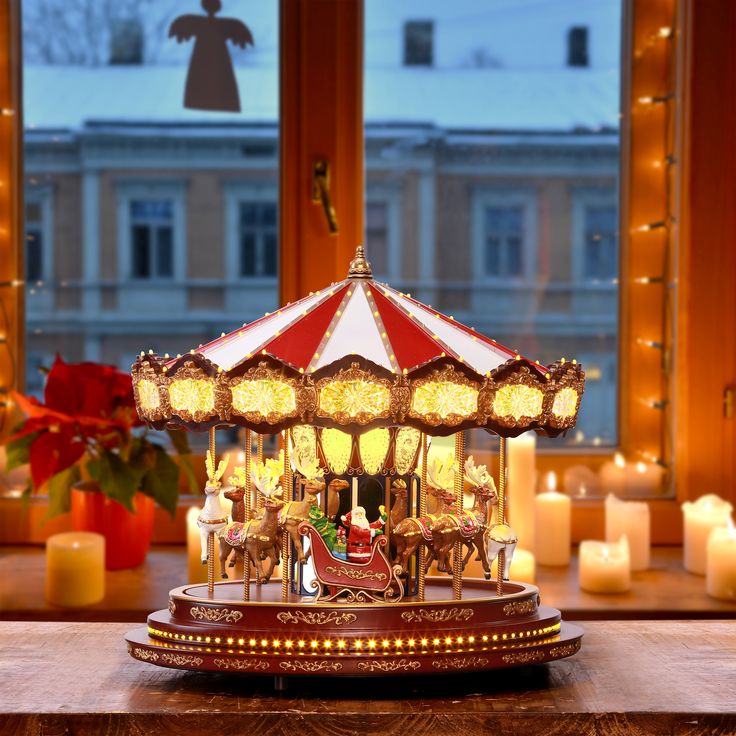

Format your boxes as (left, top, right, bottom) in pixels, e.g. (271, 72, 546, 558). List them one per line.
(126, 248, 585, 676)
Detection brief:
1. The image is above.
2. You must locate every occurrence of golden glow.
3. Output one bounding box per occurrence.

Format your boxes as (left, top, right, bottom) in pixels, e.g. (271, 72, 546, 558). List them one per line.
(493, 383, 543, 420)
(231, 379, 296, 417)
(291, 424, 317, 468)
(136, 379, 160, 411)
(394, 427, 421, 475)
(359, 428, 390, 474)
(552, 387, 578, 418)
(318, 379, 391, 418)
(411, 381, 478, 419)
(168, 378, 215, 416)
(321, 428, 352, 474)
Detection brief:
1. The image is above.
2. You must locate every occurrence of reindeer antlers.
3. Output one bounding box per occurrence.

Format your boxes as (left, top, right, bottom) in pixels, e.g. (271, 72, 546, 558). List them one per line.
(250, 456, 283, 499)
(293, 456, 324, 482)
(205, 450, 229, 487)
(427, 453, 457, 492)
(227, 466, 247, 489)
(464, 455, 495, 490)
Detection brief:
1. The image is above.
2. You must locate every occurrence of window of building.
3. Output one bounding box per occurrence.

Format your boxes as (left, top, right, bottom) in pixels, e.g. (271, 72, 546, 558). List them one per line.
(25, 200, 44, 283)
(483, 206, 525, 278)
(567, 26, 589, 67)
(583, 205, 618, 281)
(239, 201, 277, 278)
(366, 202, 389, 276)
(130, 200, 174, 280)
(403, 20, 434, 67)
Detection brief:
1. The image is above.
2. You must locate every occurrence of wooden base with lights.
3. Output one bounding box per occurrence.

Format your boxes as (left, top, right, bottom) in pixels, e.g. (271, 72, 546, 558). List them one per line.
(125, 578, 582, 676)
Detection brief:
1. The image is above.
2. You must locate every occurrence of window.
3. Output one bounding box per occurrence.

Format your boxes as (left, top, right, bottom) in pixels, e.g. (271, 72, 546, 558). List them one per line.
(130, 200, 174, 280)
(25, 200, 45, 283)
(583, 205, 618, 281)
(366, 202, 389, 276)
(403, 21, 434, 67)
(239, 201, 277, 278)
(567, 26, 589, 67)
(483, 206, 524, 278)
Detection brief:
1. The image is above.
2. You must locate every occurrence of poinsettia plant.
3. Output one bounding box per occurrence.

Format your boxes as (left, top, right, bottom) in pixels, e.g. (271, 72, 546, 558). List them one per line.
(2, 355, 195, 517)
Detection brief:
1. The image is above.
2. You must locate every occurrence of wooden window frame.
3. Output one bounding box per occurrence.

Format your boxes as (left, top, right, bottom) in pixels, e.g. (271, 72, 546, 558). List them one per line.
(1, 0, 734, 546)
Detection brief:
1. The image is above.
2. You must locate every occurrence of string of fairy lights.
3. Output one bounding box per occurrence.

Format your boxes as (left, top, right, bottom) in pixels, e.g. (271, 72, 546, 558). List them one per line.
(633, 17, 679, 474)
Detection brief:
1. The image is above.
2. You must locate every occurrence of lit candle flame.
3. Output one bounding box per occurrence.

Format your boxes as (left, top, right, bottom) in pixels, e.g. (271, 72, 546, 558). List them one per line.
(579, 483, 587, 498)
(614, 453, 626, 469)
(601, 545, 610, 562)
(546, 471, 557, 493)
(635, 461, 647, 474)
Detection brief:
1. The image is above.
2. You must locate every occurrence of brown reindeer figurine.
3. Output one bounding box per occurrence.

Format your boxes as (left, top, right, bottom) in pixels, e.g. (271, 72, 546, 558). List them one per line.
(391, 455, 458, 576)
(220, 471, 247, 572)
(326, 475, 350, 521)
(432, 456, 497, 579)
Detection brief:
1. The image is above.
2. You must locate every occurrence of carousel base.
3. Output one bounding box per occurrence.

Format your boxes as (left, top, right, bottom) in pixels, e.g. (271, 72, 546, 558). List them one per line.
(125, 576, 582, 677)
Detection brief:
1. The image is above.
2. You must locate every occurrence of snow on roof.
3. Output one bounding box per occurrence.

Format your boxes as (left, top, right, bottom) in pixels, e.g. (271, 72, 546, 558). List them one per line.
(24, 64, 618, 134)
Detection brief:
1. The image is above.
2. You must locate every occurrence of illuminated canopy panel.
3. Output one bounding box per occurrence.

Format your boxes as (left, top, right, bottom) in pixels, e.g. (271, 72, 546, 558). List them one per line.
(393, 427, 421, 475)
(131, 248, 585, 436)
(321, 428, 352, 475)
(291, 424, 317, 469)
(358, 428, 391, 475)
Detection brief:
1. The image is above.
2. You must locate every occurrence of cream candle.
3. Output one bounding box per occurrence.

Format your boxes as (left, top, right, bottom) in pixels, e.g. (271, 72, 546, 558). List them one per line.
(682, 494, 733, 575)
(627, 461, 664, 496)
(563, 464, 600, 497)
(187, 506, 209, 584)
(605, 493, 650, 571)
(45, 531, 105, 607)
(507, 432, 536, 551)
(578, 537, 631, 594)
(599, 452, 628, 495)
(706, 521, 736, 601)
(535, 471, 571, 566)
(491, 548, 536, 583)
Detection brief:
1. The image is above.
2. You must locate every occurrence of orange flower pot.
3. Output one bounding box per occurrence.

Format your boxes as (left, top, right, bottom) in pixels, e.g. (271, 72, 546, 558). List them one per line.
(71, 483, 155, 570)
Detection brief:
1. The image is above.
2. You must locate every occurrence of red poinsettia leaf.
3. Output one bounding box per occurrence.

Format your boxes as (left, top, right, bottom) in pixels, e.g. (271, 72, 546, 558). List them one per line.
(29, 426, 85, 490)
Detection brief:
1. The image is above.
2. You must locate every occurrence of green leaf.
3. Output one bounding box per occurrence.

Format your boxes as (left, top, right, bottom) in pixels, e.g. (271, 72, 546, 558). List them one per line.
(87, 451, 141, 513)
(166, 429, 191, 456)
(45, 465, 80, 519)
(165, 429, 197, 494)
(140, 445, 179, 517)
(5, 432, 37, 472)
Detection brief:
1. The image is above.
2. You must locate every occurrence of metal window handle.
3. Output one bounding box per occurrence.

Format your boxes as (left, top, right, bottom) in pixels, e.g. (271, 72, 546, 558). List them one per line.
(312, 159, 339, 234)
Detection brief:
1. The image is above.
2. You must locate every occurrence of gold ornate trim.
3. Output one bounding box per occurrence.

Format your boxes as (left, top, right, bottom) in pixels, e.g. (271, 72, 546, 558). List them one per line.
(213, 658, 269, 671)
(324, 564, 388, 582)
(133, 647, 159, 662)
(276, 610, 358, 626)
(432, 656, 489, 670)
(549, 641, 581, 659)
(502, 599, 538, 617)
(501, 650, 546, 665)
(400, 607, 474, 624)
(357, 658, 421, 673)
(189, 605, 244, 624)
(279, 660, 343, 673)
(160, 653, 204, 667)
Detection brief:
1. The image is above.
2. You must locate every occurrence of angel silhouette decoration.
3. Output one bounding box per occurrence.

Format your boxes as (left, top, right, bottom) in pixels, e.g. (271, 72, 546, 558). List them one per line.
(169, 0, 254, 112)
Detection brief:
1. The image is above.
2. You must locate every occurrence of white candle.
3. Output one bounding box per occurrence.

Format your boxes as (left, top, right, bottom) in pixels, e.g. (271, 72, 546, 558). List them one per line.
(45, 531, 105, 607)
(682, 494, 733, 575)
(186, 506, 209, 584)
(564, 464, 600, 497)
(491, 548, 536, 583)
(579, 536, 631, 594)
(605, 493, 650, 571)
(706, 521, 736, 601)
(534, 472, 571, 566)
(599, 452, 628, 495)
(627, 461, 664, 496)
(507, 432, 536, 551)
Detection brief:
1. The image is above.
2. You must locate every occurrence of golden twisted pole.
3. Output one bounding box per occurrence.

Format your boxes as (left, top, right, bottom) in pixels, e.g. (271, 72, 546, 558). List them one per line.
(281, 429, 292, 602)
(207, 426, 216, 598)
(496, 436, 507, 598)
(418, 433, 428, 602)
(243, 428, 252, 601)
(452, 430, 465, 600)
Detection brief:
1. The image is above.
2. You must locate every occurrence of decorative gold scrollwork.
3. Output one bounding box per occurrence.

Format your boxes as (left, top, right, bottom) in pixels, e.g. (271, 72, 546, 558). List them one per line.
(400, 607, 474, 624)
(323, 565, 388, 582)
(189, 605, 244, 624)
(160, 653, 204, 667)
(357, 659, 421, 672)
(213, 658, 269, 671)
(279, 660, 343, 673)
(432, 656, 489, 670)
(276, 610, 357, 626)
(502, 599, 537, 617)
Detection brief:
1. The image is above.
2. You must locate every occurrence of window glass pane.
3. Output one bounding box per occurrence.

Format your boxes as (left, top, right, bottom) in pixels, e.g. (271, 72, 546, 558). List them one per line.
(23, 2, 280, 418)
(366, 201, 389, 277)
(365, 1, 621, 453)
(26, 229, 43, 283)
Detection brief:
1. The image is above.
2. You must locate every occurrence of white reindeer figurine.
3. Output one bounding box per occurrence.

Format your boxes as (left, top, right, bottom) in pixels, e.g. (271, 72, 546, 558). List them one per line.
(197, 450, 230, 564)
(484, 469, 518, 581)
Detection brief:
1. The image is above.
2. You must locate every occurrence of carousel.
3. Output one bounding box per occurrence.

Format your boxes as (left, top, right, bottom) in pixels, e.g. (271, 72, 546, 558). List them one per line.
(125, 246, 585, 679)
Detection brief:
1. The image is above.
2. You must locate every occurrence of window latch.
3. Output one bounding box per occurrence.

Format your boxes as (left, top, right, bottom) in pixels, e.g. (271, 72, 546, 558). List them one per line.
(725, 387, 734, 420)
(312, 159, 339, 234)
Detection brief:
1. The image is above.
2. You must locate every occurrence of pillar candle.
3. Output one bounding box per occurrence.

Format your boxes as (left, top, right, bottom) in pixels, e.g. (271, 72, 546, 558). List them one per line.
(605, 493, 650, 571)
(627, 461, 664, 496)
(706, 522, 736, 601)
(682, 494, 733, 575)
(563, 464, 600, 497)
(578, 537, 631, 594)
(507, 432, 536, 551)
(491, 548, 536, 583)
(45, 532, 105, 607)
(186, 506, 208, 584)
(535, 472, 571, 566)
(599, 452, 628, 495)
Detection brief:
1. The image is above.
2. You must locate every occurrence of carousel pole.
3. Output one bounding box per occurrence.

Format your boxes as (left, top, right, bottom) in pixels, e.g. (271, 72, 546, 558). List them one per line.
(452, 430, 465, 600)
(243, 429, 252, 601)
(257, 433, 264, 513)
(496, 436, 507, 597)
(418, 433, 428, 602)
(207, 427, 216, 599)
(281, 429, 292, 602)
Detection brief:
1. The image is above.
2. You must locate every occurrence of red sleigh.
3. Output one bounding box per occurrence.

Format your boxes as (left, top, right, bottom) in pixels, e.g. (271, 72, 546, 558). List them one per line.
(298, 522, 405, 603)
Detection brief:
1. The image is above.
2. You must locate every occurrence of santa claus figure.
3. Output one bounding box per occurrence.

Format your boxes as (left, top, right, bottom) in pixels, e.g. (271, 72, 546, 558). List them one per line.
(341, 505, 387, 562)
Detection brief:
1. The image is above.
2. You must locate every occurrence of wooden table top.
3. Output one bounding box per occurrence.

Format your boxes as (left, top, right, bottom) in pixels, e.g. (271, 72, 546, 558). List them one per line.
(2, 544, 735, 622)
(0, 621, 734, 735)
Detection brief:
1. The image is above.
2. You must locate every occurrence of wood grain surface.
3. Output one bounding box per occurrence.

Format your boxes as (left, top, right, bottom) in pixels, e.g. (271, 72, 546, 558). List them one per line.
(2, 545, 735, 622)
(0, 621, 735, 735)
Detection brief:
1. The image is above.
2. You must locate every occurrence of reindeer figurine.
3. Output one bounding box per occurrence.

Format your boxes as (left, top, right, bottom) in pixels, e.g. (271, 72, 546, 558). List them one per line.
(218, 459, 284, 584)
(197, 450, 230, 564)
(432, 456, 496, 579)
(391, 455, 458, 576)
(219, 466, 247, 573)
(484, 483, 519, 582)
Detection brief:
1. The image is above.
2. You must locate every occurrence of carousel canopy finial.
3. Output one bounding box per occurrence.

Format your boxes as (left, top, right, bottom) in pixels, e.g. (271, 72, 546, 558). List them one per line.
(347, 244, 373, 280)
